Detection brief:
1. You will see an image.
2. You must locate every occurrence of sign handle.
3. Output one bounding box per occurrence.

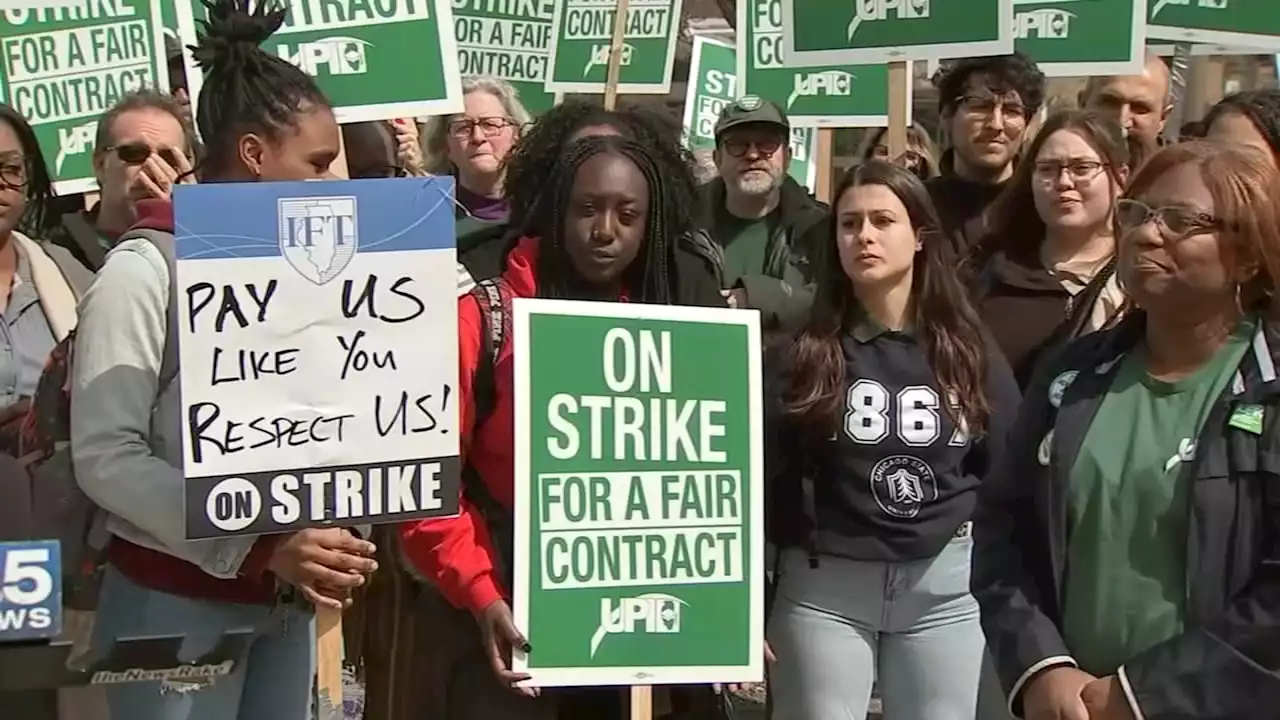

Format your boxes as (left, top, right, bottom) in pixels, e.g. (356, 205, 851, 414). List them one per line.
(886, 61, 910, 159)
(630, 685, 653, 720)
(814, 129, 834, 205)
(313, 136, 352, 720)
(602, 0, 632, 110)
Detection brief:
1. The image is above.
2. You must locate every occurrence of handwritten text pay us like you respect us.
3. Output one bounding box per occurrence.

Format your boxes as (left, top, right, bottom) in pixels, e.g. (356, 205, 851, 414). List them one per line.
(536, 327, 744, 592)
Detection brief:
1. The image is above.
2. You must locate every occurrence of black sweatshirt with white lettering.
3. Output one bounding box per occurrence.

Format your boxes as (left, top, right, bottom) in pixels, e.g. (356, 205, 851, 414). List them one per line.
(765, 322, 1021, 564)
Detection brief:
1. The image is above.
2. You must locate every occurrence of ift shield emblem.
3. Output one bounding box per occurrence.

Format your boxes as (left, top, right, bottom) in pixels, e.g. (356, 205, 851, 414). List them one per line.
(589, 593, 687, 657)
(278, 196, 359, 285)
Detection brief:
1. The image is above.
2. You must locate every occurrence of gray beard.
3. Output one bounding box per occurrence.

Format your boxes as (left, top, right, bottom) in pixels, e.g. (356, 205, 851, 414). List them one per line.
(733, 171, 780, 196)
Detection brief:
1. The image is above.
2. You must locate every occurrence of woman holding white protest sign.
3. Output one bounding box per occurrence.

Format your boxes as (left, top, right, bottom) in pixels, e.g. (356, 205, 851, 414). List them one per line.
(765, 161, 1020, 720)
(400, 132, 723, 719)
(69, 1, 377, 719)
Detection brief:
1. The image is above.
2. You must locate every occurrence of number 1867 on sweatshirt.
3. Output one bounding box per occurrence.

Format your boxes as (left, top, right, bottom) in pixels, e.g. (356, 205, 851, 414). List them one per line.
(0, 540, 62, 642)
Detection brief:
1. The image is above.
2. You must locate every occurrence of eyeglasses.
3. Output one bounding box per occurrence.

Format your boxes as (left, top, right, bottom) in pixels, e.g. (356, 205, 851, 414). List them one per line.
(1033, 160, 1107, 183)
(104, 143, 184, 167)
(721, 137, 785, 158)
(956, 95, 1028, 124)
(0, 160, 27, 190)
(447, 117, 516, 139)
(1115, 198, 1228, 238)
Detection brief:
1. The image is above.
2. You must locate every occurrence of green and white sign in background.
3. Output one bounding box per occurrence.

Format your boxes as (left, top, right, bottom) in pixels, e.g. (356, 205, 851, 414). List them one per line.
(175, 0, 464, 125)
(681, 38, 817, 191)
(1148, 0, 1280, 51)
(739, 0, 890, 127)
(546, 0, 683, 94)
(512, 300, 764, 686)
(781, 0, 1014, 66)
(1014, 0, 1148, 77)
(452, 0, 556, 115)
(0, 1, 169, 194)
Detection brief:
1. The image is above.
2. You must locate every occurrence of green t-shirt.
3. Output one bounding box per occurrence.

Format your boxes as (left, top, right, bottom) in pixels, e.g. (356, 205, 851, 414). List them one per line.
(1062, 318, 1255, 675)
(713, 207, 777, 286)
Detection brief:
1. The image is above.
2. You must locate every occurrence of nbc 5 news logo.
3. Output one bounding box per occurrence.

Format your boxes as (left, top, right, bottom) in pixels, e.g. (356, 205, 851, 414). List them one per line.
(0, 540, 62, 641)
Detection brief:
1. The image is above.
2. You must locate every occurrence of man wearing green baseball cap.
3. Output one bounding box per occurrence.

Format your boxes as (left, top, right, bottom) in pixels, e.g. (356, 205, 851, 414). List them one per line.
(698, 95, 827, 333)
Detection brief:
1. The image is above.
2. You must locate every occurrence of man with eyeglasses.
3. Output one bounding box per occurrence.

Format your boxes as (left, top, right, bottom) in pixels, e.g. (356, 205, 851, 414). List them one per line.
(48, 90, 192, 271)
(700, 96, 827, 333)
(927, 53, 1046, 251)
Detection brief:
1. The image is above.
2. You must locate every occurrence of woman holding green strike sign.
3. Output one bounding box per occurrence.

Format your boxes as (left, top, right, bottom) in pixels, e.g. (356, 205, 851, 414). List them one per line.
(400, 132, 724, 719)
(766, 161, 1020, 720)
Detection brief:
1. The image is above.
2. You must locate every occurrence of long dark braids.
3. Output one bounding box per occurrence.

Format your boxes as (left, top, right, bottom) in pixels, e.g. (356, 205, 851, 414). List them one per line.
(535, 136, 675, 304)
(189, 0, 330, 177)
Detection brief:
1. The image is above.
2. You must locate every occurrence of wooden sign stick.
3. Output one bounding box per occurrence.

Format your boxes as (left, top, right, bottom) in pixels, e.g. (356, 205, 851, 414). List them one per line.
(315, 133, 351, 720)
(602, 0, 631, 111)
(886, 61, 910, 159)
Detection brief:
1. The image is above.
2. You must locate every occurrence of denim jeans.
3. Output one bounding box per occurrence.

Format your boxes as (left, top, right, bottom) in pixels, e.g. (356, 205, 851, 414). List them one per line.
(768, 532, 984, 720)
(90, 564, 315, 720)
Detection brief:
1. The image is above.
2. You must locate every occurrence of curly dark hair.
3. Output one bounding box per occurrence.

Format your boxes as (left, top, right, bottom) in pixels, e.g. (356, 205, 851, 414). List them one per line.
(532, 135, 693, 305)
(933, 52, 1046, 118)
(504, 100, 697, 237)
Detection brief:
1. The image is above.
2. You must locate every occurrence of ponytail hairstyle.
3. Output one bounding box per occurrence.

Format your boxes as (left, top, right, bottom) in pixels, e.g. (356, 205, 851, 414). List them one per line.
(532, 135, 687, 305)
(784, 161, 993, 437)
(190, 0, 331, 178)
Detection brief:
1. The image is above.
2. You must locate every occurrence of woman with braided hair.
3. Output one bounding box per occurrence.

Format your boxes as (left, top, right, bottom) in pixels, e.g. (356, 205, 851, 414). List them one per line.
(400, 134, 722, 719)
(70, 1, 377, 718)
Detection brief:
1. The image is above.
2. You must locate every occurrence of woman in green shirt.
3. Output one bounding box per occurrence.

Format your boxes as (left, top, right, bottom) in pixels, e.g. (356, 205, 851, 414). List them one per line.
(972, 140, 1280, 720)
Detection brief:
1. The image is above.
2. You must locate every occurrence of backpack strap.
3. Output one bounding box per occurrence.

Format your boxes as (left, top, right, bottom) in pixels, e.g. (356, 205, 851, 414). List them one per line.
(469, 278, 508, 429)
(122, 229, 180, 391)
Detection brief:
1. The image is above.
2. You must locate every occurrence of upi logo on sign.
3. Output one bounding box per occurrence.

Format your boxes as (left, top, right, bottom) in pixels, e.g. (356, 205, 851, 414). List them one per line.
(1151, 0, 1227, 18)
(56, 120, 97, 175)
(1014, 9, 1074, 39)
(788, 70, 854, 109)
(278, 37, 372, 76)
(590, 593, 687, 657)
(278, 196, 359, 285)
(848, 0, 930, 40)
(584, 42, 635, 76)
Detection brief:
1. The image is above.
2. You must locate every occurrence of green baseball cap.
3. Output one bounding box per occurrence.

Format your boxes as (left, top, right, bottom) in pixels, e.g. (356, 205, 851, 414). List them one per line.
(714, 95, 790, 139)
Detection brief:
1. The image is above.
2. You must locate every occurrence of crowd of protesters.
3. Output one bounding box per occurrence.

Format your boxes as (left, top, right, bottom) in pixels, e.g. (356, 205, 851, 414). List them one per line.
(0, 1, 1277, 718)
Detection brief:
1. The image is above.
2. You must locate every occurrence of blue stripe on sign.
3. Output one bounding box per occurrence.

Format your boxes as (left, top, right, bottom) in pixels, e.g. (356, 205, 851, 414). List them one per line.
(173, 177, 458, 261)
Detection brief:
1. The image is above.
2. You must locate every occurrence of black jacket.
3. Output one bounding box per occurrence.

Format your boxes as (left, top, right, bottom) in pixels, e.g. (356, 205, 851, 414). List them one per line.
(697, 175, 827, 333)
(973, 313, 1280, 719)
(46, 209, 108, 272)
(925, 150, 1009, 253)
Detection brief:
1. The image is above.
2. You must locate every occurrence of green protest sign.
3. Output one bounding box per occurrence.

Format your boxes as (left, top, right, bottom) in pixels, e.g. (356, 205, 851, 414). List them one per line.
(739, 0, 889, 127)
(511, 299, 765, 686)
(1148, 0, 1280, 50)
(682, 36, 736, 153)
(1014, 0, 1148, 77)
(174, 0, 464, 124)
(789, 127, 817, 191)
(0, 1, 169, 194)
(545, 0, 683, 95)
(781, 0, 1014, 66)
(452, 0, 556, 115)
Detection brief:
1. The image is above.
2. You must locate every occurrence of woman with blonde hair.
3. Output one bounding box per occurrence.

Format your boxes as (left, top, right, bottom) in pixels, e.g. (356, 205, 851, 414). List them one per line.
(856, 123, 940, 180)
(422, 76, 531, 219)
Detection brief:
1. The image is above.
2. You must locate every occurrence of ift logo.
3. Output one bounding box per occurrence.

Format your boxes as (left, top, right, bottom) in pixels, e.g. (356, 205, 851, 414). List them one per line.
(278, 37, 372, 76)
(55, 120, 96, 175)
(1151, 0, 1228, 19)
(278, 196, 360, 285)
(788, 70, 855, 109)
(1014, 8, 1075, 40)
(585, 42, 635, 76)
(589, 593, 687, 657)
(848, 0, 930, 40)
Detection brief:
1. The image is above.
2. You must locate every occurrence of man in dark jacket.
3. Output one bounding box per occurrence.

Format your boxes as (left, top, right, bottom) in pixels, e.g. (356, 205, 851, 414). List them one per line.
(926, 54, 1045, 252)
(700, 97, 827, 333)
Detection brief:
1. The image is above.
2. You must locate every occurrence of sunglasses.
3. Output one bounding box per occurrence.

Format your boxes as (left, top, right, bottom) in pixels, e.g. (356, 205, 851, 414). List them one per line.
(720, 137, 785, 158)
(104, 143, 183, 167)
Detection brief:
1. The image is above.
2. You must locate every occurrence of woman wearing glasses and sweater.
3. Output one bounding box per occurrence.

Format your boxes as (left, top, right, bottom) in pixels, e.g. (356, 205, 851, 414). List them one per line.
(423, 76, 531, 221)
(970, 110, 1132, 390)
(973, 140, 1280, 720)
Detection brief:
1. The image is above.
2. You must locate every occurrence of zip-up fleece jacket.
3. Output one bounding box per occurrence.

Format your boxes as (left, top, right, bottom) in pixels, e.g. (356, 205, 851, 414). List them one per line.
(71, 199, 277, 603)
(697, 175, 827, 334)
(972, 312, 1280, 720)
(400, 235, 724, 613)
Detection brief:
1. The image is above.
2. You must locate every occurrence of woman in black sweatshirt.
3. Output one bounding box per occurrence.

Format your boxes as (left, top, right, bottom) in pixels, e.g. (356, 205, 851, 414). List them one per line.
(765, 162, 1020, 719)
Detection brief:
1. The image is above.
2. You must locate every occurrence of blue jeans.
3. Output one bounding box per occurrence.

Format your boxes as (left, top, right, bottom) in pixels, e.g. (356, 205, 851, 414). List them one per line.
(90, 565, 315, 720)
(768, 533, 984, 720)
